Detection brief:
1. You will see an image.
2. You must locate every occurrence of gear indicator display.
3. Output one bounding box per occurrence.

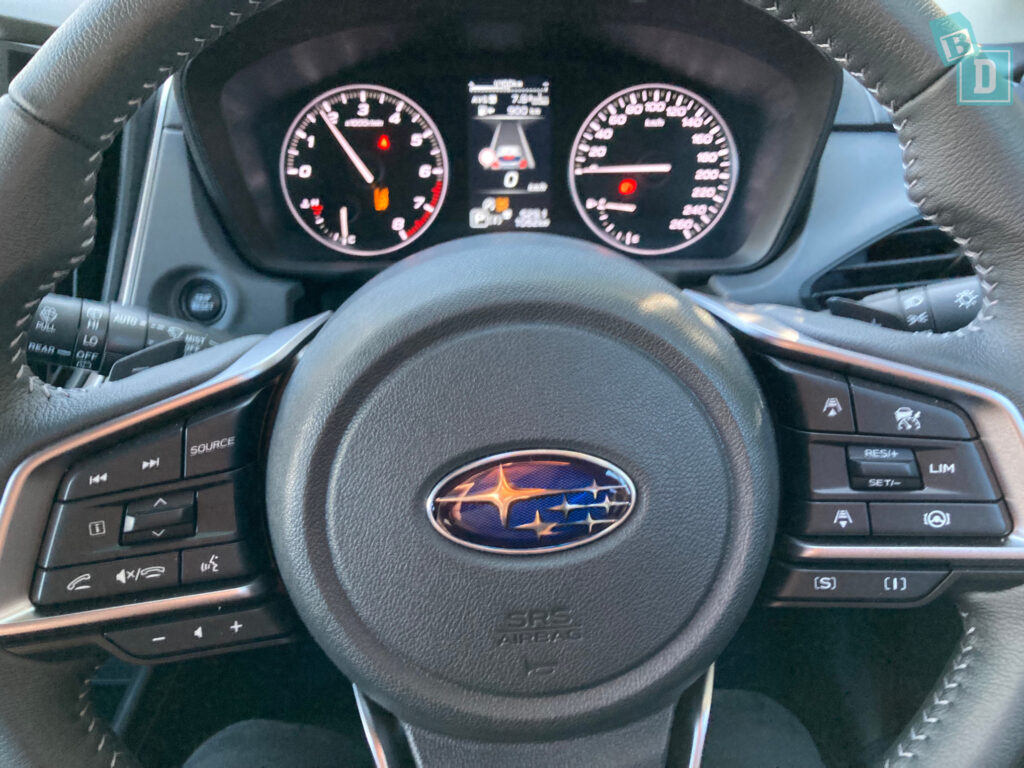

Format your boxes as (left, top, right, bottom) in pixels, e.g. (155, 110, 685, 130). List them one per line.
(467, 78, 552, 232)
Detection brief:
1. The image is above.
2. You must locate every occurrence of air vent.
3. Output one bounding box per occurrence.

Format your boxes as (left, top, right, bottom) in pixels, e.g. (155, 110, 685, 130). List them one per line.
(804, 220, 974, 309)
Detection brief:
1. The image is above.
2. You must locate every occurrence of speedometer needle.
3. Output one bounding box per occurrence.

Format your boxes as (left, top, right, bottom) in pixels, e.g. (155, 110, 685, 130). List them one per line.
(577, 163, 672, 174)
(319, 108, 375, 185)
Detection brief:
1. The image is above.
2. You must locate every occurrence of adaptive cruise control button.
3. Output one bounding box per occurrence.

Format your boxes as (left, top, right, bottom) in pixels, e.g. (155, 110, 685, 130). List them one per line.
(185, 391, 268, 477)
(32, 551, 180, 605)
(849, 379, 975, 439)
(870, 502, 1010, 537)
(795, 501, 869, 536)
(773, 567, 949, 603)
(757, 357, 855, 433)
(60, 424, 183, 500)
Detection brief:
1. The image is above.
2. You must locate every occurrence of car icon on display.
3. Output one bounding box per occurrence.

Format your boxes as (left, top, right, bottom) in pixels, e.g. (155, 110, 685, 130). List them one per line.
(478, 121, 536, 170)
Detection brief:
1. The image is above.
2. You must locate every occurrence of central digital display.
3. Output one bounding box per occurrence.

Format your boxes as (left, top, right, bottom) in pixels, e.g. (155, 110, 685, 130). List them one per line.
(467, 78, 552, 232)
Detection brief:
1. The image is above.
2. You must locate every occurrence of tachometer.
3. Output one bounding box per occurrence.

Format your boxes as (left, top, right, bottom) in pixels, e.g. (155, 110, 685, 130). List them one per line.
(568, 84, 737, 256)
(281, 85, 448, 257)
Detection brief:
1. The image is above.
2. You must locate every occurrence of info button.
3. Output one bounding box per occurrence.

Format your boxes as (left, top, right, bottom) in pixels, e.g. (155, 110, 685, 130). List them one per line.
(185, 391, 268, 477)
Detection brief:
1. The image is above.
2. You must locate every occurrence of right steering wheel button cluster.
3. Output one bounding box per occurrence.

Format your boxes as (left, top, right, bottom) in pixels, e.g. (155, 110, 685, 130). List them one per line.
(756, 354, 1012, 607)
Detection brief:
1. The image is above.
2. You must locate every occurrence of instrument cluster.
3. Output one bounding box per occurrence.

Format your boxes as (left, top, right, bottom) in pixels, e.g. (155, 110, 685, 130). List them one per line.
(279, 78, 739, 259)
(179, 0, 839, 276)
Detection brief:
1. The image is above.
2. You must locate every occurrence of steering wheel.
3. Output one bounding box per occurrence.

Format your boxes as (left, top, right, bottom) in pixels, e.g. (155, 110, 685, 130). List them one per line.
(1, 0, 1023, 766)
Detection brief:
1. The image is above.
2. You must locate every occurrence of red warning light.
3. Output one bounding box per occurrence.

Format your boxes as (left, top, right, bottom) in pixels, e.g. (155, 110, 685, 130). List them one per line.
(618, 178, 638, 196)
(377, 134, 391, 151)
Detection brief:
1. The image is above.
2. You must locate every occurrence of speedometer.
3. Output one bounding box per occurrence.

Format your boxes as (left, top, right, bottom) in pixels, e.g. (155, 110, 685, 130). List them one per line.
(281, 85, 448, 257)
(568, 84, 737, 256)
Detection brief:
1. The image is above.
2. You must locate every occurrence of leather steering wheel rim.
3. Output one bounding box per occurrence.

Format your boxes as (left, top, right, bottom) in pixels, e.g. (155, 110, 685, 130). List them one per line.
(1, 1, 1023, 766)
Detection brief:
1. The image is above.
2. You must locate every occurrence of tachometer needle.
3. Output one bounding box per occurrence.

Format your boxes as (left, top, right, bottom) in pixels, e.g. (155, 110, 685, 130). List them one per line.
(319, 108, 375, 185)
(577, 163, 672, 174)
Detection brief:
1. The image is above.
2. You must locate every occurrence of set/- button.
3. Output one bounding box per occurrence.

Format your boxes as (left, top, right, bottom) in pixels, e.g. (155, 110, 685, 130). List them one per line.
(847, 445, 922, 491)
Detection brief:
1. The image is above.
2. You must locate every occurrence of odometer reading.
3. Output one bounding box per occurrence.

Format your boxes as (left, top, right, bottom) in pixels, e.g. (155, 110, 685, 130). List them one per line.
(281, 85, 448, 257)
(568, 84, 737, 256)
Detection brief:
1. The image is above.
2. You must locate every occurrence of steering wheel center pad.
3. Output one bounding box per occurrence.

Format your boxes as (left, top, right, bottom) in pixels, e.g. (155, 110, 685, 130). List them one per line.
(266, 233, 777, 738)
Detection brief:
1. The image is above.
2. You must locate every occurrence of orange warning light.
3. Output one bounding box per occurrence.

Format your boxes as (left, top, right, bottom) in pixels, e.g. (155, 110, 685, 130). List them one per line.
(374, 186, 390, 212)
(494, 196, 510, 213)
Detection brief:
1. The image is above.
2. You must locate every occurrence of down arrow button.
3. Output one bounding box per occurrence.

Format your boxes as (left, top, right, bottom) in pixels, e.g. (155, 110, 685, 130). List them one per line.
(185, 391, 268, 478)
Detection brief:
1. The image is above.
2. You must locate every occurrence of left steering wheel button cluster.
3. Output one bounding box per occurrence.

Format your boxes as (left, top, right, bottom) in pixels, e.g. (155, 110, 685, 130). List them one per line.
(34, 390, 272, 614)
(32, 552, 180, 605)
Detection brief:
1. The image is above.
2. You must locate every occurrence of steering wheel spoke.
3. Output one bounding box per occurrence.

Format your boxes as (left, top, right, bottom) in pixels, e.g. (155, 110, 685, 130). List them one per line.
(689, 292, 1024, 611)
(353, 668, 714, 768)
(0, 313, 326, 661)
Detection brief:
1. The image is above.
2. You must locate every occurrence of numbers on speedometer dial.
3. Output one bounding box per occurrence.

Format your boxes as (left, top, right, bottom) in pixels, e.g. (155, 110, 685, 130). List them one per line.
(568, 84, 738, 256)
(281, 85, 448, 257)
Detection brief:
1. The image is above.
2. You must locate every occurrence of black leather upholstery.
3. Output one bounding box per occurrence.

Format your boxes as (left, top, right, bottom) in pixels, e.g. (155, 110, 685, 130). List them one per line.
(0, 0, 1021, 766)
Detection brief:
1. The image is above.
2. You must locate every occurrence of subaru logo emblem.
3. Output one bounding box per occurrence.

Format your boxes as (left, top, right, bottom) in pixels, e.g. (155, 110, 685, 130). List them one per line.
(427, 450, 636, 554)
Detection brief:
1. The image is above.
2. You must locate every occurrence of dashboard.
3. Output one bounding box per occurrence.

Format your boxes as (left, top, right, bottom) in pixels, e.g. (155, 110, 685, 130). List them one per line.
(179, 0, 839, 277)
